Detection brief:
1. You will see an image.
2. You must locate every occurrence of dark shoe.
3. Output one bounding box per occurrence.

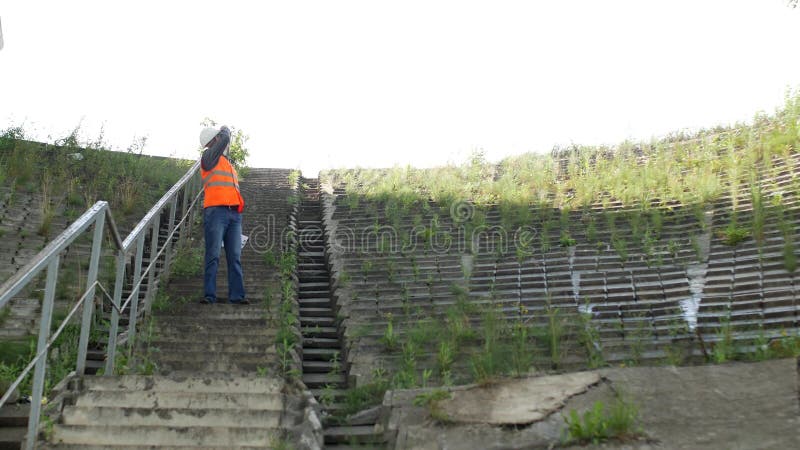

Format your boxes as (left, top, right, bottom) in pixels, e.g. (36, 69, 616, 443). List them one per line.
(229, 298, 250, 305)
(200, 297, 215, 305)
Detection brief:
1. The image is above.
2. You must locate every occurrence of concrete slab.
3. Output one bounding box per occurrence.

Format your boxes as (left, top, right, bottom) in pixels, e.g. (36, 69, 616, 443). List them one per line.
(382, 358, 800, 450)
(439, 372, 601, 425)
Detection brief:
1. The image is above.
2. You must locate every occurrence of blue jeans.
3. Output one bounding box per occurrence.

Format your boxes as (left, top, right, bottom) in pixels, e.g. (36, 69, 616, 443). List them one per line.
(203, 206, 246, 302)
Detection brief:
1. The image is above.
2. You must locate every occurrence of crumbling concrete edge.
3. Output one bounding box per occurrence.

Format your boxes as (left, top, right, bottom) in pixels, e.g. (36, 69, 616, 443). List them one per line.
(294, 385, 326, 450)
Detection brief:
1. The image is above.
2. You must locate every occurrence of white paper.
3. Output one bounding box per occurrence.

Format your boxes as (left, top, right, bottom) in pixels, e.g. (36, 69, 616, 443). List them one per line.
(221, 234, 248, 250)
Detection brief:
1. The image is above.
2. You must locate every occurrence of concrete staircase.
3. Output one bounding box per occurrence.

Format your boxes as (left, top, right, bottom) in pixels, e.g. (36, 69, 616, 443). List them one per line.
(44, 375, 293, 449)
(40, 168, 313, 449)
(297, 179, 386, 449)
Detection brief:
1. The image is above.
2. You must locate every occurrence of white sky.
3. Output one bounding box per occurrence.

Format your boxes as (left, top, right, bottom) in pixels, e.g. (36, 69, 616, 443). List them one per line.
(1, 1, 799, 176)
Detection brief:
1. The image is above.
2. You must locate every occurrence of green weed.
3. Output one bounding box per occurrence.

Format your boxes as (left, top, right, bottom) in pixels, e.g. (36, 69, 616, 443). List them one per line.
(413, 389, 452, 423)
(562, 394, 642, 445)
(711, 314, 736, 363)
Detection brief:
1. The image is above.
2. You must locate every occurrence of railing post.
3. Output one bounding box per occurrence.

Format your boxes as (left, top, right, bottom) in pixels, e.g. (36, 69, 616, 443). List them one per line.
(162, 196, 179, 277)
(127, 233, 145, 353)
(25, 256, 59, 450)
(177, 183, 190, 250)
(76, 211, 105, 375)
(144, 213, 161, 315)
(187, 173, 201, 242)
(104, 250, 126, 376)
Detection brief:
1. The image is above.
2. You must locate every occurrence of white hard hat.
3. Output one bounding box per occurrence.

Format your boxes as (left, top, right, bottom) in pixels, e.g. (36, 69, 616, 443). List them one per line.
(199, 127, 219, 147)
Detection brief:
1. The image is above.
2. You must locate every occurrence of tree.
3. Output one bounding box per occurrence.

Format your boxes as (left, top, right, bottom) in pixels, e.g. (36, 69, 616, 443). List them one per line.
(200, 118, 250, 169)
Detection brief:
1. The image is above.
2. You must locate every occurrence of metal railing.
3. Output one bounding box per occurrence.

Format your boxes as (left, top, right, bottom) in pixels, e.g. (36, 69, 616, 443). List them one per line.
(0, 159, 202, 450)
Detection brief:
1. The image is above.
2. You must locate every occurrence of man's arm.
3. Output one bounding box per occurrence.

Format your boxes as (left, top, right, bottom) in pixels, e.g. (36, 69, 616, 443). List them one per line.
(201, 126, 231, 170)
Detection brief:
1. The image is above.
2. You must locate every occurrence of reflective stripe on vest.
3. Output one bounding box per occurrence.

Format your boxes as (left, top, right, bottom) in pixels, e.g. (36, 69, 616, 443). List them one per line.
(203, 170, 239, 189)
(201, 156, 245, 211)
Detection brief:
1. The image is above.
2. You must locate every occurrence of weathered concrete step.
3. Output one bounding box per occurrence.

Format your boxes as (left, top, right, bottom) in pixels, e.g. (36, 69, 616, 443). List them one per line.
(298, 291, 331, 299)
(49, 424, 281, 447)
(298, 298, 331, 307)
(60, 406, 283, 428)
(298, 282, 330, 288)
(303, 337, 340, 348)
(149, 341, 275, 354)
(0, 426, 25, 450)
(299, 307, 335, 318)
(157, 306, 268, 319)
(302, 360, 340, 373)
(149, 334, 276, 347)
(152, 316, 268, 327)
(325, 445, 386, 450)
(152, 350, 276, 366)
(39, 445, 261, 450)
(153, 325, 274, 336)
(74, 391, 284, 410)
(324, 426, 384, 445)
(300, 316, 336, 327)
(302, 373, 347, 387)
(311, 388, 345, 400)
(298, 252, 324, 257)
(301, 326, 339, 339)
(298, 273, 329, 280)
(0, 404, 29, 427)
(150, 359, 271, 374)
(298, 269, 328, 276)
(80, 375, 282, 394)
(303, 348, 340, 361)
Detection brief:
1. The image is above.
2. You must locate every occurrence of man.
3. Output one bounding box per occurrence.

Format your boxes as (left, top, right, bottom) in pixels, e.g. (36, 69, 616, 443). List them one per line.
(199, 125, 248, 304)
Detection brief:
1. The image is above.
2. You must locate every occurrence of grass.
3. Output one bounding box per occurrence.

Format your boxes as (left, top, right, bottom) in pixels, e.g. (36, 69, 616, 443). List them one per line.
(711, 314, 736, 364)
(562, 393, 642, 445)
(324, 92, 800, 216)
(170, 245, 203, 278)
(413, 389, 452, 423)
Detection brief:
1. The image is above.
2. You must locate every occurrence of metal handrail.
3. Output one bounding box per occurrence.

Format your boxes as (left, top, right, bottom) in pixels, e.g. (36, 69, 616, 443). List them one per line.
(119, 189, 203, 315)
(0, 280, 117, 408)
(0, 158, 202, 450)
(0, 202, 122, 309)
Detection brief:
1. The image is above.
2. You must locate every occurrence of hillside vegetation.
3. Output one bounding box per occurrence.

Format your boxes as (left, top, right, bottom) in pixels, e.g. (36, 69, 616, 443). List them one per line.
(323, 92, 799, 220)
(0, 129, 189, 375)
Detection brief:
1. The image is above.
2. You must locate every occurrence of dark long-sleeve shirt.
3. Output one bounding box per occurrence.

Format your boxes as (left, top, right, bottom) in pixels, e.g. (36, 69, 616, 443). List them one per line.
(201, 126, 231, 171)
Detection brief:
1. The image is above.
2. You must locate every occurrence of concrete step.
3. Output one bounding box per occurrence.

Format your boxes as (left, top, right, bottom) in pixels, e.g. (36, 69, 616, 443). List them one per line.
(325, 445, 387, 450)
(0, 404, 29, 427)
(40, 445, 256, 450)
(152, 317, 268, 328)
(301, 326, 339, 339)
(156, 306, 268, 319)
(149, 341, 275, 354)
(300, 316, 336, 327)
(0, 426, 25, 450)
(303, 337, 340, 348)
(299, 307, 335, 318)
(302, 348, 340, 361)
(298, 291, 331, 299)
(298, 298, 332, 307)
(149, 334, 276, 347)
(49, 424, 281, 447)
(324, 426, 384, 445)
(302, 360, 339, 373)
(80, 375, 282, 394)
(302, 373, 347, 388)
(60, 406, 282, 428)
(74, 390, 284, 410)
(152, 351, 276, 367)
(153, 325, 274, 337)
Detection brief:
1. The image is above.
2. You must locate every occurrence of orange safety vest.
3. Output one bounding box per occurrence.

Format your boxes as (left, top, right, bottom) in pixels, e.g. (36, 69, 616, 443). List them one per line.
(201, 155, 245, 212)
